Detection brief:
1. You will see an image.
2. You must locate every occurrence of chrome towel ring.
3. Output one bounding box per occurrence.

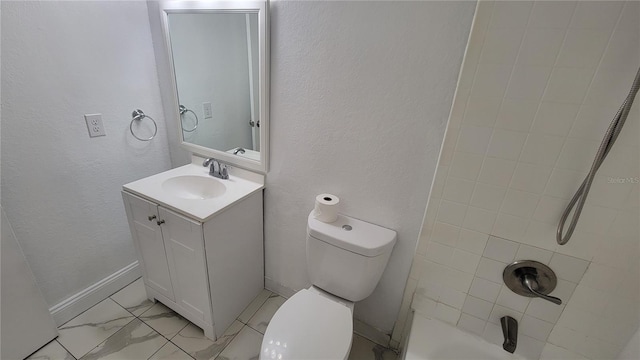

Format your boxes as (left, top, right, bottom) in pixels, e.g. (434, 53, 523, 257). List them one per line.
(179, 105, 199, 132)
(130, 109, 157, 141)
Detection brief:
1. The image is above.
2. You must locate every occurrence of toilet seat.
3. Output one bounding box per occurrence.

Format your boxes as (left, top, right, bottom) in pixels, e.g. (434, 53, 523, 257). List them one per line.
(259, 289, 353, 360)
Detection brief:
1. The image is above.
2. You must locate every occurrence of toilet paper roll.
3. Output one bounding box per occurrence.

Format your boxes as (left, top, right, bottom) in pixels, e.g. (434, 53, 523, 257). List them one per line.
(313, 194, 340, 223)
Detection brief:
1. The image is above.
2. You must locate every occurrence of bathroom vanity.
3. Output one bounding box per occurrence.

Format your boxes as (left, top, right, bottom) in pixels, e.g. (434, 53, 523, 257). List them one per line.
(122, 157, 264, 340)
(121, 0, 269, 341)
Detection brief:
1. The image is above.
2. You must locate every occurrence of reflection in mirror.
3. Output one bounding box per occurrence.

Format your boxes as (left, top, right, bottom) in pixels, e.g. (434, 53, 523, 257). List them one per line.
(178, 105, 198, 133)
(167, 12, 260, 158)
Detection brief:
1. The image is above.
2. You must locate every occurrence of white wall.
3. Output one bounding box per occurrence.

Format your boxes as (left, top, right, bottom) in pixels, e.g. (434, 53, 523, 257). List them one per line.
(147, 1, 191, 168)
(1, 1, 172, 306)
(169, 13, 254, 152)
(265, 1, 475, 333)
(396, 1, 639, 359)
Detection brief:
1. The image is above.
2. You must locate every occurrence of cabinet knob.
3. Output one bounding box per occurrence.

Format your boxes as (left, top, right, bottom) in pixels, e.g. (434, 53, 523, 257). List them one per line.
(148, 215, 157, 221)
(157, 219, 165, 225)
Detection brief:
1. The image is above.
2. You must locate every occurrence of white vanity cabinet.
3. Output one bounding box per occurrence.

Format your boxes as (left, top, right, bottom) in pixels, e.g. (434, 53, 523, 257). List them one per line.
(123, 194, 176, 302)
(159, 207, 210, 322)
(122, 190, 264, 340)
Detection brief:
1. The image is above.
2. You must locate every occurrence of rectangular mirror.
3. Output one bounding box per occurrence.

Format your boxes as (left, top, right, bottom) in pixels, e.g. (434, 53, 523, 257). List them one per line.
(159, 1, 269, 173)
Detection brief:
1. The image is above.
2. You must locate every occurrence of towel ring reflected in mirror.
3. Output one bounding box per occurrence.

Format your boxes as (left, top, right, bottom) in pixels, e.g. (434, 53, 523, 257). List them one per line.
(179, 105, 198, 132)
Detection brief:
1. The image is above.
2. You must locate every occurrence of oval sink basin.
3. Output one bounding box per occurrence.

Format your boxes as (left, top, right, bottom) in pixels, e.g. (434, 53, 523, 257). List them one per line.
(161, 175, 226, 200)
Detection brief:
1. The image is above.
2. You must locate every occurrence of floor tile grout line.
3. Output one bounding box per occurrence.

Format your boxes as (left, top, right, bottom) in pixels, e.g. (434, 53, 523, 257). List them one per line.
(212, 324, 245, 359)
(109, 295, 138, 318)
(64, 285, 280, 360)
(57, 297, 124, 329)
(61, 279, 207, 360)
(243, 293, 285, 331)
(54, 295, 396, 360)
(71, 316, 139, 360)
(168, 322, 191, 341)
(96, 318, 181, 360)
(55, 283, 139, 359)
(144, 319, 188, 344)
(237, 290, 274, 324)
(54, 339, 78, 360)
(124, 296, 214, 358)
(245, 323, 265, 335)
(166, 338, 197, 360)
(69, 295, 143, 359)
(124, 297, 193, 344)
(212, 324, 262, 360)
(136, 299, 160, 319)
(144, 339, 172, 360)
(108, 295, 151, 318)
(146, 338, 196, 360)
(165, 339, 196, 360)
(112, 277, 144, 297)
(168, 324, 242, 360)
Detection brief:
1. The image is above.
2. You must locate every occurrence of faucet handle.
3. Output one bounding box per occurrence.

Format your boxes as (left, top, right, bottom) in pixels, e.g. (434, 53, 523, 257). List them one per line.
(522, 274, 562, 305)
(503, 260, 563, 306)
(201, 158, 229, 179)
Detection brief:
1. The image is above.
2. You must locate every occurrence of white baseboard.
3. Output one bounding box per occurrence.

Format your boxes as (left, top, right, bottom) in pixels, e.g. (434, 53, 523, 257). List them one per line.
(49, 262, 141, 326)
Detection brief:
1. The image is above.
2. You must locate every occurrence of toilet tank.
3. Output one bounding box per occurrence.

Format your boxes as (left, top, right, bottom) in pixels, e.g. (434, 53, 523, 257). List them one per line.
(306, 212, 397, 302)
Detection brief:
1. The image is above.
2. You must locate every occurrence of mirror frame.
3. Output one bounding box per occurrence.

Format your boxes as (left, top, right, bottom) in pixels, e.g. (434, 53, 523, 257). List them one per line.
(159, 1, 269, 173)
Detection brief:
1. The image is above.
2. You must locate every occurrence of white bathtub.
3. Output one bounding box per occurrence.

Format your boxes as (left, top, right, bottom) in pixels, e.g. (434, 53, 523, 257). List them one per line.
(402, 312, 524, 360)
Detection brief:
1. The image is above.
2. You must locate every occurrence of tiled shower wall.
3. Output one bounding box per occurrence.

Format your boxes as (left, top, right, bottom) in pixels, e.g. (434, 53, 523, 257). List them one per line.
(392, 1, 639, 359)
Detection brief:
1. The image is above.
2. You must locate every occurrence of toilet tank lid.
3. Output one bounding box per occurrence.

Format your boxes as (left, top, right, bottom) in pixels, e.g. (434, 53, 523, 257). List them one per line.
(307, 212, 397, 257)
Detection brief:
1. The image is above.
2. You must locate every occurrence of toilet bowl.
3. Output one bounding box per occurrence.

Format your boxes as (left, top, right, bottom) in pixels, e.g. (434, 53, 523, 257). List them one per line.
(261, 287, 353, 360)
(259, 212, 396, 360)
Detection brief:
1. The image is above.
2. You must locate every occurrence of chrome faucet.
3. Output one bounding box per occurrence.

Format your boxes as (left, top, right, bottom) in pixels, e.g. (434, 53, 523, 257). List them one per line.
(500, 316, 518, 354)
(202, 158, 229, 179)
(233, 147, 246, 155)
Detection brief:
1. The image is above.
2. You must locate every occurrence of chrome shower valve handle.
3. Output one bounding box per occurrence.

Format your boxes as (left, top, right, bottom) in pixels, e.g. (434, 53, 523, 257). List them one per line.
(522, 274, 562, 305)
(503, 260, 563, 306)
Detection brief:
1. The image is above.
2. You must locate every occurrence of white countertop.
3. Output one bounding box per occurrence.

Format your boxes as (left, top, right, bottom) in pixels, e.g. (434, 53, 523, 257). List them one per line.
(123, 156, 264, 222)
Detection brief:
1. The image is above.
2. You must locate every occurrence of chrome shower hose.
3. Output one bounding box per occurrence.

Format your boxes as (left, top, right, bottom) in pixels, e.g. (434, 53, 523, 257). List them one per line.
(557, 66, 640, 245)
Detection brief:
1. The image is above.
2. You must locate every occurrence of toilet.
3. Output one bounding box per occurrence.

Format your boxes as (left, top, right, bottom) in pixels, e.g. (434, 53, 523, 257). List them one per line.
(260, 212, 397, 360)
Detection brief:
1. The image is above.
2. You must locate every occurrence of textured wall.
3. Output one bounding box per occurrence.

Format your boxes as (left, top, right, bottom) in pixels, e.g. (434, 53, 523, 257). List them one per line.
(395, 1, 639, 359)
(265, 1, 475, 333)
(147, 1, 192, 168)
(1, 1, 172, 306)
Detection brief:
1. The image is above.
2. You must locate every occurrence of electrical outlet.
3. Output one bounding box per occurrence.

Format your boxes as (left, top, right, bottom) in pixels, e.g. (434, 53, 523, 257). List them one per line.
(203, 102, 213, 119)
(84, 114, 106, 137)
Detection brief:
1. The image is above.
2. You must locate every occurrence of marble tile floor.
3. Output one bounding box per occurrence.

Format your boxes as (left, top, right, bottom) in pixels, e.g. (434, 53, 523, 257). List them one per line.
(27, 278, 398, 360)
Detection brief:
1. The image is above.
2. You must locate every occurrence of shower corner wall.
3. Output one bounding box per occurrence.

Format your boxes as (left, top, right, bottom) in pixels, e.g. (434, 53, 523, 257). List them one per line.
(393, 1, 640, 359)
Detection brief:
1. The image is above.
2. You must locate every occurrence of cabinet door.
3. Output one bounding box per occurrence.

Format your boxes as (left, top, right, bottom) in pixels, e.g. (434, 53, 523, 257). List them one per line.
(158, 207, 211, 321)
(122, 192, 175, 301)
